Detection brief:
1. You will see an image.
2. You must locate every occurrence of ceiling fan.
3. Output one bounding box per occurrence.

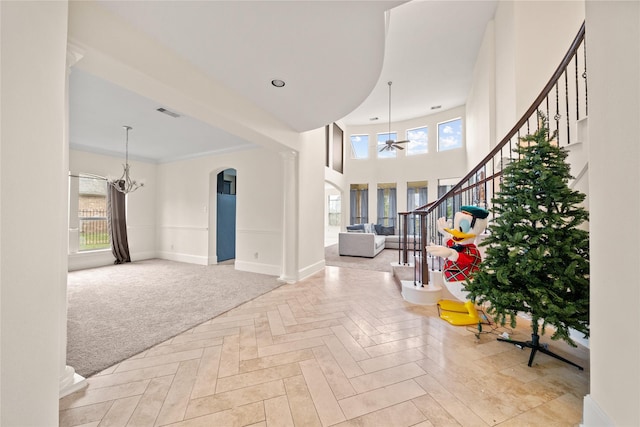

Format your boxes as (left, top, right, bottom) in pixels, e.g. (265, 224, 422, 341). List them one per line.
(379, 81, 410, 152)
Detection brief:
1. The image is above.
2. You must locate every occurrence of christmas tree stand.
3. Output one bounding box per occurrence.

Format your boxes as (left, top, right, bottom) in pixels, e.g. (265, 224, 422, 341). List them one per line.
(498, 333, 583, 370)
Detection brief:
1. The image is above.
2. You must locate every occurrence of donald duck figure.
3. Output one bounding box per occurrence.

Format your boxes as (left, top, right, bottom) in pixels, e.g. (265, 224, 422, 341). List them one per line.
(427, 205, 489, 285)
(426, 205, 489, 325)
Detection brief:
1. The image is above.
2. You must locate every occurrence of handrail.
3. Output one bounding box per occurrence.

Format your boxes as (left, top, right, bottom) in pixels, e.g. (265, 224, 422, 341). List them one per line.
(419, 21, 585, 216)
(398, 22, 587, 284)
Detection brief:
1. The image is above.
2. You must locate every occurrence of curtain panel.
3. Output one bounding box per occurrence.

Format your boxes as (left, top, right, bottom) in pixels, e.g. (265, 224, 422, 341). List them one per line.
(350, 189, 357, 225)
(389, 187, 397, 227)
(377, 188, 385, 225)
(360, 189, 368, 223)
(107, 181, 131, 264)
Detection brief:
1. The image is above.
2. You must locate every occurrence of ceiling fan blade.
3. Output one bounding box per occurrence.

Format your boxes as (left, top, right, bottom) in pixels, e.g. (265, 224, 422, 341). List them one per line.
(395, 140, 410, 144)
(393, 144, 405, 150)
(379, 145, 386, 152)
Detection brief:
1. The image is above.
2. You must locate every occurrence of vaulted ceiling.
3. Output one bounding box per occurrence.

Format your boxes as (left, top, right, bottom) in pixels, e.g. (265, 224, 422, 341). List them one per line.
(69, 0, 497, 163)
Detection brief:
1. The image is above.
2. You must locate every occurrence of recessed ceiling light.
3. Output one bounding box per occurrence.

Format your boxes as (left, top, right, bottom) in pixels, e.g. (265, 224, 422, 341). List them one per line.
(271, 79, 285, 88)
(431, 105, 442, 110)
(369, 117, 379, 121)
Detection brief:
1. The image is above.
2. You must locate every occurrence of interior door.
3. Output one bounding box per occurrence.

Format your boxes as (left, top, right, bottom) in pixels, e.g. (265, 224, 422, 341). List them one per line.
(216, 193, 236, 262)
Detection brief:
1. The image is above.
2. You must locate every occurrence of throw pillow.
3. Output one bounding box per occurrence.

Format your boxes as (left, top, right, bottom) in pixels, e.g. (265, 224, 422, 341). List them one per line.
(380, 225, 395, 236)
(346, 224, 365, 232)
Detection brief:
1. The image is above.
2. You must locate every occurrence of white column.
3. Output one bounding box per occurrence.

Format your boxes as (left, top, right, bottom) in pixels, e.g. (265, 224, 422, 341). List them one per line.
(279, 151, 298, 283)
(59, 43, 87, 398)
(1, 2, 71, 423)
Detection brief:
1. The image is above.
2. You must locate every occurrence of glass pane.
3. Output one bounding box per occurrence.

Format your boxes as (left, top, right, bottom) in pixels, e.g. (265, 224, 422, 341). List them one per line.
(78, 176, 110, 251)
(438, 118, 463, 151)
(407, 126, 428, 155)
(377, 132, 397, 158)
(328, 195, 341, 226)
(350, 135, 369, 159)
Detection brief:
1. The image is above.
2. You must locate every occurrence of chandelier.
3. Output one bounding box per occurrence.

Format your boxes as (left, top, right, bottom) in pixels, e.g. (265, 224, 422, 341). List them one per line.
(111, 125, 144, 194)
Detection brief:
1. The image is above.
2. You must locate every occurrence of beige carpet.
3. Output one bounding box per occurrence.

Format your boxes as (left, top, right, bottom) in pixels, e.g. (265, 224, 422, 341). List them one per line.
(323, 244, 401, 272)
(67, 259, 283, 377)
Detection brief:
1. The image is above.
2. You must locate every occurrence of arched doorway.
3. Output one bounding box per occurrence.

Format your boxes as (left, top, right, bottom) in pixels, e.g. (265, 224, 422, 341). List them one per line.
(214, 168, 237, 262)
(324, 181, 342, 247)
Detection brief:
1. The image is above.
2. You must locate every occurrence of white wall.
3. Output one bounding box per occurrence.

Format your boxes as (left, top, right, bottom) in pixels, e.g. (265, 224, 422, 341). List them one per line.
(583, 2, 640, 425)
(492, 1, 585, 139)
(0, 2, 68, 424)
(68, 149, 157, 270)
(298, 128, 327, 279)
(343, 106, 468, 223)
(466, 20, 496, 168)
(325, 121, 349, 228)
(156, 147, 285, 276)
(513, 2, 585, 118)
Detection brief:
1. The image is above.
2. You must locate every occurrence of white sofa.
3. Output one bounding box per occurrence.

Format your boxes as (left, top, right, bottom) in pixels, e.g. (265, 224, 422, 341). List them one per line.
(384, 234, 422, 250)
(338, 232, 386, 258)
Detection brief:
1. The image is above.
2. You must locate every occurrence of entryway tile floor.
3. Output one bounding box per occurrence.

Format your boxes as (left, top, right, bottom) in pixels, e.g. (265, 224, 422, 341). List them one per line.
(60, 266, 589, 426)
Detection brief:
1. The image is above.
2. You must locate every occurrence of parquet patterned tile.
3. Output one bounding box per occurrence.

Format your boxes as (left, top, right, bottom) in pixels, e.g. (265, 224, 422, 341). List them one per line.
(60, 266, 589, 426)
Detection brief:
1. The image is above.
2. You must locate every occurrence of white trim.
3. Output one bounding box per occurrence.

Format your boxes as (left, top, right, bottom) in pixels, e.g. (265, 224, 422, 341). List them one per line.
(59, 366, 87, 398)
(69, 141, 257, 165)
(569, 327, 590, 349)
(159, 225, 208, 231)
(157, 251, 208, 265)
(130, 251, 157, 262)
(298, 259, 325, 282)
(235, 259, 281, 277)
(68, 250, 114, 271)
(236, 228, 281, 236)
(581, 395, 614, 426)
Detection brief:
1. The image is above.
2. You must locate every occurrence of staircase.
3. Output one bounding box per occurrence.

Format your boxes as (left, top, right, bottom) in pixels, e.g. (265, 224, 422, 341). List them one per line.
(396, 22, 589, 294)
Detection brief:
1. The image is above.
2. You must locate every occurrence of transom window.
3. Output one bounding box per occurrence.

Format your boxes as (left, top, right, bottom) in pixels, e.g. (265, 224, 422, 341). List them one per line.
(438, 118, 463, 151)
(350, 134, 369, 159)
(377, 132, 397, 159)
(407, 126, 428, 155)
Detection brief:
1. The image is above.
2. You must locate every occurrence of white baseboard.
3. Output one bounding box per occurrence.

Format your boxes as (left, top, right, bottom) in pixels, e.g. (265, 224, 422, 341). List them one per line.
(569, 328, 590, 348)
(581, 395, 614, 426)
(59, 366, 87, 398)
(298, 259, 325, 282)
(157, 251, 208, 265)
(235, 260, 281, 277)
(68, 250, 114, 271)
(131, 251, 157, 262)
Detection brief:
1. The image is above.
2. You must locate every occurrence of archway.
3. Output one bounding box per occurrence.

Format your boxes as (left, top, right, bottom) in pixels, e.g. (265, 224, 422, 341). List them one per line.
(324, 181, 342, 247)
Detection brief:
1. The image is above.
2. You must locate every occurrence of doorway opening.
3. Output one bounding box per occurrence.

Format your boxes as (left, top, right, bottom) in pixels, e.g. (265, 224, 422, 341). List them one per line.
(215, 169, 237, 262)
(324, 182, 342, 247)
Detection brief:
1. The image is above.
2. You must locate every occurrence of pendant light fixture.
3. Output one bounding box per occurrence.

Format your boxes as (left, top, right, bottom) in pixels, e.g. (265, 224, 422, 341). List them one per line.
(111, 125, 143, 194)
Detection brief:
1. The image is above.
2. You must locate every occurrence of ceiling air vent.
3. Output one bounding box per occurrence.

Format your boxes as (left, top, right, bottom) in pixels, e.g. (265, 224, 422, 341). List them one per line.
(156, 107, 180, 118)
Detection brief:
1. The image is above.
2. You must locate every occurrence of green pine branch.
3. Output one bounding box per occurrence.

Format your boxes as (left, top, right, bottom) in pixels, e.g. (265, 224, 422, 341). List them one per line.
(465, 112, 590, 346)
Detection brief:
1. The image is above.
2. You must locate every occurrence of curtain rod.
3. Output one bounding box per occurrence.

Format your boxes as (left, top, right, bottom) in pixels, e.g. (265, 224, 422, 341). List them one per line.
(68, 173, 107, 181)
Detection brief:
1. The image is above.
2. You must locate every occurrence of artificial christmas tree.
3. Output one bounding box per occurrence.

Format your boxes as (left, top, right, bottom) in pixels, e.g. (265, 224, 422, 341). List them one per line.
(465, 113, 589, 369)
